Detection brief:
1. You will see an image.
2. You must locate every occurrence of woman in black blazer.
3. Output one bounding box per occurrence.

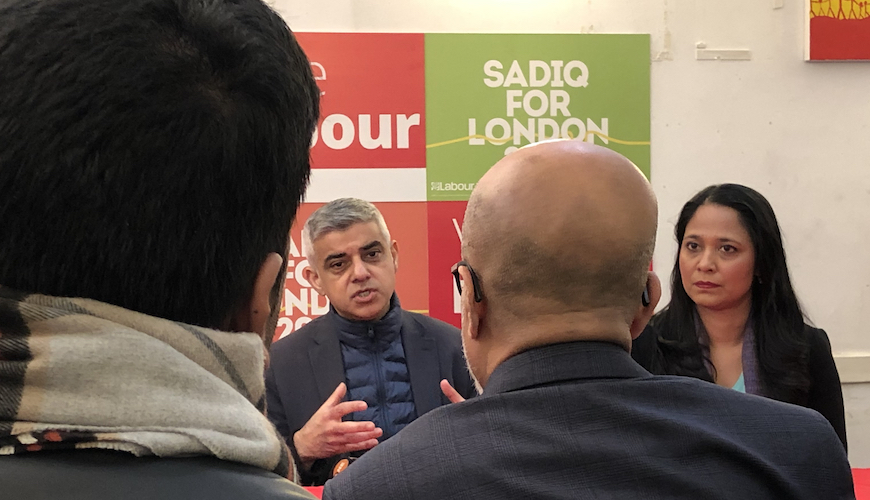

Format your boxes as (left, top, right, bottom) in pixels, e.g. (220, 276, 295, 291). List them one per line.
(632, 184, 846, 450)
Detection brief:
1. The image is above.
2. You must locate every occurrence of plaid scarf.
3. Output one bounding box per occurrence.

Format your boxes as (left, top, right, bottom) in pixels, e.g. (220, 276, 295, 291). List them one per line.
(0, 286, 293, 479)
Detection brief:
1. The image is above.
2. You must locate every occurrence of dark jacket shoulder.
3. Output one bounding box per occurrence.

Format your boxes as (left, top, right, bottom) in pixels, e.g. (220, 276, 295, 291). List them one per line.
(270, 314, 333, 353)
(403, 309, 461, 338)
(400, 309, 476, 401)
(803, 325, 847, 450)
(0, 450, 315, 500)
(325, 353, 852, 500)
(272, 308, 458, 349)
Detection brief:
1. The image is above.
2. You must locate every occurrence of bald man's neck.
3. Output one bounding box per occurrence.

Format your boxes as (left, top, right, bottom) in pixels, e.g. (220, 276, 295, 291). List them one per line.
(485, 303, 635, 358)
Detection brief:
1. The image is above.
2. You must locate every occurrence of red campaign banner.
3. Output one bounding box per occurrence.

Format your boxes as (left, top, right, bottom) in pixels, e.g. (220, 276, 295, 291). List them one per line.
(426, 201, 468, 328)
(296, 33, 426, 168)
(274, 201, 430, 342)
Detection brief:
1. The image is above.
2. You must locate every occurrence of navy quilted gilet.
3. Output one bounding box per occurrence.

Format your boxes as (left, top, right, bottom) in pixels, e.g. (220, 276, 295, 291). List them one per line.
(335, 295, 417, 441)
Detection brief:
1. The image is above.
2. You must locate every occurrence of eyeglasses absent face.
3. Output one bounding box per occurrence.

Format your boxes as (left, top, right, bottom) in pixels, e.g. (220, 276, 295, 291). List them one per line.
(679, 203, 755, 314)
(451, 260, 483, 303)
(307, 221, 398, 322)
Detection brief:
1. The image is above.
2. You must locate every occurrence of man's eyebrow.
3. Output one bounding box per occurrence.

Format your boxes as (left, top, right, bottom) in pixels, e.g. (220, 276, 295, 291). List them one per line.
(324, 251, 347, 264)
(360, 241, 383, 252)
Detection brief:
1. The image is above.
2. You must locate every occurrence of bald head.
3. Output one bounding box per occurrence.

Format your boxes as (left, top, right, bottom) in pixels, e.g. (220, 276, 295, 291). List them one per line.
(462, 141, 657, 320)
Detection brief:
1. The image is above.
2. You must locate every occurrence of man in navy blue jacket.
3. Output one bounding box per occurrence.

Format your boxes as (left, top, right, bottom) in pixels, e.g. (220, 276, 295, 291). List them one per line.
(265, 198, 476, 485)
(324, 141, 854, 500)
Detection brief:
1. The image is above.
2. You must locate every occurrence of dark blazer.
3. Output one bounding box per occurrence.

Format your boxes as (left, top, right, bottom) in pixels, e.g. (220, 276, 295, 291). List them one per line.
(632, 323, 847, 450)
(265, 307, 475, 485)
(0, 450, 315, 500)
(324, 341, 854, 500)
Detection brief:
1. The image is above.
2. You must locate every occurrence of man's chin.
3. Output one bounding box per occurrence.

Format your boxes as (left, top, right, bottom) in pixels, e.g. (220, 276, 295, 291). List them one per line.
(337, 302, 388, 322)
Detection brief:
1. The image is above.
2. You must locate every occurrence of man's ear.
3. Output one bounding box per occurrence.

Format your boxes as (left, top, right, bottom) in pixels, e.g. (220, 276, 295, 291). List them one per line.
(629, 271, 662, 340)
(459, 266, 485, 341)
(232, 252, 284, 337)
(390, 240, 399, 271)
(303, 264, 325, 296)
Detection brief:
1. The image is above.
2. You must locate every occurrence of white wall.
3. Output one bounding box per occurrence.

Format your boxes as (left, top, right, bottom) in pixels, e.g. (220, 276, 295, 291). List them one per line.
(273, 0, 870, 464)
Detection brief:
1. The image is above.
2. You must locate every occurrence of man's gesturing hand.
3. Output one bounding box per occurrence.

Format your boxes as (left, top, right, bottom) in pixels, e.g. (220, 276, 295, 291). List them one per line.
(292, 383, 382, 468)
(440, 379, 466, 403)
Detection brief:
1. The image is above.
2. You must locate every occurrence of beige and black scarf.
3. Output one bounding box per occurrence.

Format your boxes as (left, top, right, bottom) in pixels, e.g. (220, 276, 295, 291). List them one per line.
(0, 286, 293, 479)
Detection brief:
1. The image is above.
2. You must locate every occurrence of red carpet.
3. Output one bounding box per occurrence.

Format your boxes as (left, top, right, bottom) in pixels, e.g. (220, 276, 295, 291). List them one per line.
(303, 486, 323, 498)
(854, 469, 869, 499)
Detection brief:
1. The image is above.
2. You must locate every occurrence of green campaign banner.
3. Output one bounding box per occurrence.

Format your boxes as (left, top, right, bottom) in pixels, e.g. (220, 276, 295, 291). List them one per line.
(425, 34, 650, 201)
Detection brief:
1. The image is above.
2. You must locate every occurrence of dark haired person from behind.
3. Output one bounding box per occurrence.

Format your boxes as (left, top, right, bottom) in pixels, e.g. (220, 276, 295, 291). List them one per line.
(632, 183, 847, 449)
(0, 0, 319, 498)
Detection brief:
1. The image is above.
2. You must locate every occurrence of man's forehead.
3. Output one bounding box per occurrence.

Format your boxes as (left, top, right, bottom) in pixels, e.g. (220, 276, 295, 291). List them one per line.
(312, 221, 388, 257)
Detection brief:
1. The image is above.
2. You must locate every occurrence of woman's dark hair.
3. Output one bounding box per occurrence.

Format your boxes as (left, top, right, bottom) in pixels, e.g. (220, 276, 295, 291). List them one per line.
(651, 183, 810, 404)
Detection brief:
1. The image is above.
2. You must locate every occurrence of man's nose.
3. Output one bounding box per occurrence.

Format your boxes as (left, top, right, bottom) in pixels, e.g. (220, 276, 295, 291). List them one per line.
(350, 257, 371, 281)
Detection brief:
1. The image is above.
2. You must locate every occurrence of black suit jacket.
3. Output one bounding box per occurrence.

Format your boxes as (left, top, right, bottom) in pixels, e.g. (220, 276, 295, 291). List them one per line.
(632, 323, 847, 450)
(324, 341, 854, 500)
(265, 307, 475, 485)
(1, 450, 315, 500)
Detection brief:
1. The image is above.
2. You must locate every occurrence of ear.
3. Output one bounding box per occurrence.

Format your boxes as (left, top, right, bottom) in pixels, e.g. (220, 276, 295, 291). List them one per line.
(629, 271, 662, 340)
(303, 263, 326, 296)
(231, 252, 284, 337)
(390, 240, 399, 271)
(458, 266, 486, 341)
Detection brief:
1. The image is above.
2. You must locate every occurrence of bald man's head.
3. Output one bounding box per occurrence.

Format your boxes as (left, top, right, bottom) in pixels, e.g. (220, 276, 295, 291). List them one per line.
(462, 141, 657, 321)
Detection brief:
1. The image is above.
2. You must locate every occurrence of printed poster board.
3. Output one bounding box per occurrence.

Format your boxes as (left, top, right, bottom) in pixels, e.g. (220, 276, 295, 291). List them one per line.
(275, 33, 650, 342)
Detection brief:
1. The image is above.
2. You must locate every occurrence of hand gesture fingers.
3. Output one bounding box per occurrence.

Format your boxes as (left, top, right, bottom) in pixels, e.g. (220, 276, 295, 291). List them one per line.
(440, 379, 466, 404)
(293, 383, 380, 463)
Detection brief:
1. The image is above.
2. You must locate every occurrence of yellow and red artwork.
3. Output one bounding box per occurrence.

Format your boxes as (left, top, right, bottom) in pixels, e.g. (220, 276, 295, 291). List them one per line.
(808, 0, 870, 60)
